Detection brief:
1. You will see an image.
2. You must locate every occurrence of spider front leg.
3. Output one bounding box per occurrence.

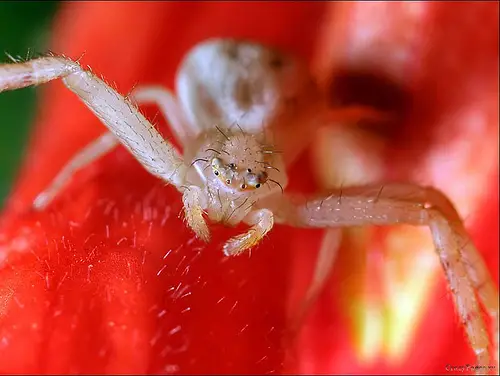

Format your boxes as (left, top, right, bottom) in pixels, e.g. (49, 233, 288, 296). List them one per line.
(33, 84, 195, 210)
(271, 184, 499, 371)
(0, 56, 188, 190)
(223, 209, 274, 256)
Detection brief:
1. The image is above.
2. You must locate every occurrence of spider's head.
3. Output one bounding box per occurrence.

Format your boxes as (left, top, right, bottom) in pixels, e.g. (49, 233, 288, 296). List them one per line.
(189, 130, 286, 198)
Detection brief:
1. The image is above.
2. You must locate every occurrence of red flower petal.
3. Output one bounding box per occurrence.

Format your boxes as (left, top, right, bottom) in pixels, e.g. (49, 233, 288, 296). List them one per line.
(1, 154, 311, 373)
(0, 2, 498, 375)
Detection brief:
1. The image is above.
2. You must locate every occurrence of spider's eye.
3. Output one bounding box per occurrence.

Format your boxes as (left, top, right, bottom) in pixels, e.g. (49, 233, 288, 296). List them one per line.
(245, 170, 268, 190)
(212, 157, 223, 168)
(214, 170, 219, 176)
(241, 184, 247, 189)
(247, 168, 252, 173)
(226, 179, 231, 185)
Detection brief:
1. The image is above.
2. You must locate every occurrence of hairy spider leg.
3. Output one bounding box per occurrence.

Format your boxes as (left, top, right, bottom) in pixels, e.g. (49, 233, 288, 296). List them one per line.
(270, 183, 499, 372)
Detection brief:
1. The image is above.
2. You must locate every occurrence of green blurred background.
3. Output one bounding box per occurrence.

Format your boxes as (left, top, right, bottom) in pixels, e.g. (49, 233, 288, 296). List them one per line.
(0, 1, 60, 209)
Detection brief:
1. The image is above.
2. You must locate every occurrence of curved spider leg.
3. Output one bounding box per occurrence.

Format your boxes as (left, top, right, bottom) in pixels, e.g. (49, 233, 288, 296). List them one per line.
(276, 104, 392, 169)
(270, 183, 499, 373)
(33, 131, 118, 210)
(131, 85, 198, 148)
(288, 228, 343, 339)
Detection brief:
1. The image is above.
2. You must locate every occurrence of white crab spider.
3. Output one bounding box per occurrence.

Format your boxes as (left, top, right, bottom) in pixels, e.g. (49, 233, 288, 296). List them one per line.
(0, 38, 497, 372)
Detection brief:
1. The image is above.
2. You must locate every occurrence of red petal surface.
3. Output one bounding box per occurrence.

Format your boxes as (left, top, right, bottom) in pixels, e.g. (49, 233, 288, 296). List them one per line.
(0, 154, 308, 373)
(0, 2, 498, 375)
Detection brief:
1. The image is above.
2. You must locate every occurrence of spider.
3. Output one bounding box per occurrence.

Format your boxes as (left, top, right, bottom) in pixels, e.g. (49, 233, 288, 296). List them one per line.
(0, 38, 497, 372)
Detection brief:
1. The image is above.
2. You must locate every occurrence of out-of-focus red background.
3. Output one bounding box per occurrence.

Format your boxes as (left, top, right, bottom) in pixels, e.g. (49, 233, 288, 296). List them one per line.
(0, 2, 498, 375)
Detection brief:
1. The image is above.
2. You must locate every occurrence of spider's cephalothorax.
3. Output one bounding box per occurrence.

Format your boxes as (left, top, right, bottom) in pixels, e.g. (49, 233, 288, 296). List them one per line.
(185, 126, 287, 226)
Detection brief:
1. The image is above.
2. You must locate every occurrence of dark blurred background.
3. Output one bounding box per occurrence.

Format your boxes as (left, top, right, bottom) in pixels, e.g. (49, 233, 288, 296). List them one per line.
(0, 1, 60, 208)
